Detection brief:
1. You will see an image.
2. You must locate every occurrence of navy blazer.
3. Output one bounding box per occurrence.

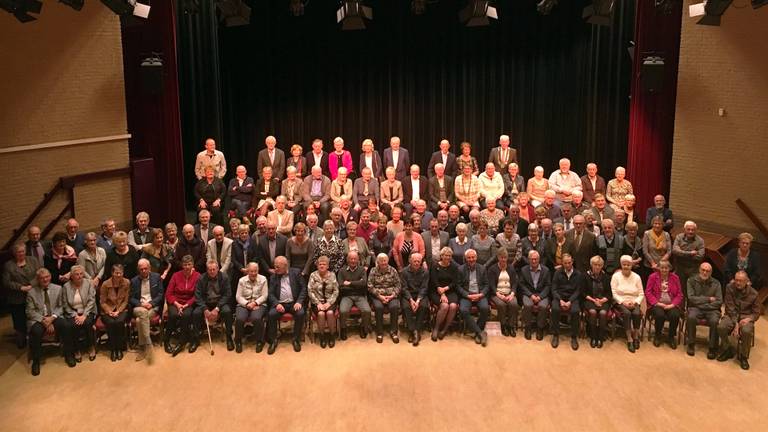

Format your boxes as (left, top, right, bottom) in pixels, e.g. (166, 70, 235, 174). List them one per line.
(551, 268, 584, 303)
(457, 263, 490, 298)
(129, 272, 165, 310)
(66, 232, 86, 254)
(268, 268, 307, 306)
(519, 264, 551, 299)
(382, 147, 410, 181)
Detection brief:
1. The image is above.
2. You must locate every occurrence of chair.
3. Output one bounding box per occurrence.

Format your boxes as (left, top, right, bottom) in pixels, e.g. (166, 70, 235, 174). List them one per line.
(277, 311, 306, 342)
(128, 313, 163, 349)
(308, 309, 337, 344)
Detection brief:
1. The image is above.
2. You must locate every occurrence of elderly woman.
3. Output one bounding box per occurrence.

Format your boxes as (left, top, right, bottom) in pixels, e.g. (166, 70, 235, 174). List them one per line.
(724, 232, 762, 287)
(287, 143, 308, 178)
(455, 164, 480, 218)
(2, 243, 41, 348)
(359, 138, 382, 180)
(480, 198, 505, 236)
(368, 253, 402, 343)
(62, 265, 97, 362)
(226, 218, 241, 240)
(141, 228, 172, 280)
(308, 256, 339, 348)
(449, 223, 472, 265)
(104, 231, 140, 280)
(164, 255, 201, 356)
(392, 218, 426, 271)
(606, 166, 633, 210)
(386, 206, 405, 236)
(286, 222, 314, 278)
(526, 166, 549, 207)
(611, 255, 645, 353)
(642, 216, 671, 277)
(343, 221, 371, 269)
(100, 264, 131, 361)
(77, 232, 106, 287)
(45, 231, 77, 286)
(234, 262, 268, 353)
(621, 221, 643, 271)
(370, 215, 394, 259)
(622, 194, 636, 224)
(329, 137, 354, 180)
(456, 141, 479, 176)
(516, 192, 536, 223)
(584, 255, 612, 348)
(164, 222, 179, 253)
(488, 249, 519, 337)
(429, 247, 461, 340)
(492, 219, 522, 268)
(645, 260, 682, 349)
(313, 220, 345, 274)
(470, 220, 496, 266)
(380, 166, 403, 217)
(545, 222, 572, 272)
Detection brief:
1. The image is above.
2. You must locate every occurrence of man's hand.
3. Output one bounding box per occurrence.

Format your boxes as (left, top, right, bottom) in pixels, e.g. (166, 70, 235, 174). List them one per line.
(276, 304, 285, 313)
(739, 317, 752, 327)
(21, 285, 32, 293)
(410, 299, 418, 312)
(440, 294, 448, 304)
(74, 315, 85, 326)
(199, 199, 208, 209)
(213, 199, 221, 208)
(45, 323, 55, 336)
(531, 295, 540, 304)
(293, 303, 302, 312)
(709, 297, 716, 303)
(343, 280, 351, 286)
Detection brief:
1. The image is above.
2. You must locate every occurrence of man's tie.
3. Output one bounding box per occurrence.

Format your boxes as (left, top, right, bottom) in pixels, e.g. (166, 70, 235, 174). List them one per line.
(575, 232, 582, 249)
(43, 288, 52, 316)
(35, 243, 44, 262)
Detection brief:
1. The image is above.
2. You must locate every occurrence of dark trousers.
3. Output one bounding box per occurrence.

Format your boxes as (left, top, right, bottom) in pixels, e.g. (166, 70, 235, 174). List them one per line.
(102, 311, 128, 351)
(522, 296, 550, 330)
(371, 297, 400, 334)
(718, 317, 754, 358)
(9, 303, 26, 335)
(491, 296, 519, 329)
(686, 308, 720, 349)
(64, 313, 95, 351)
(267, 303, 306, 342)
(400, 297, 429, 332)
(166, 305, 194, 343)
(235, 305, 267, 343)
(584, 301, 610, 340)
(459, 297, 490, 335)
(192, 304, 233, 341)
(650, 305, 681, 339)
(615, 304, 642, 332)
(550, 300, 581, 337)
(28, 318, 69, 361)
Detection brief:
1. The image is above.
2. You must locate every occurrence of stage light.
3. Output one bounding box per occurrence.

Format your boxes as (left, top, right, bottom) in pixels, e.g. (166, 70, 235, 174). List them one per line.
(337, 1, 372, 31)
(101, 0, 133, 15)
(1, 0, 42, 22)
(60, 0, 84, 11)
(582, 0, 614, 26)
(752, 0, 767, 9)
(130, 0, 150, 18)
(458, 0, 497, 27)
(696, 0, 733, 26)
(536, 0, 558, 15)
(411, 0, 426, 15)
(216, 0, 251, 26)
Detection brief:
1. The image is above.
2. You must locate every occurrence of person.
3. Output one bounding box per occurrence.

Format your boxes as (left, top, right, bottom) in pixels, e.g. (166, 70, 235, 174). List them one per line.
(455, 164, 480, 218)
(478, 162, 505, 210)
(282, 222, 312, 277)
(480, 198, 505, 237)
(45, 231, 77, 286)
(580, 162, 606, 204)
(3, 243, 41, 348)
(175, 224, 207, 273)
(306, 138, 331, 178)
(254, 166, 281, 217)
(458, 249, 490, 347)
(225, 218, 241, 240)
(548, 158, 581, 205)
(606, 166, 633, 210)
(428, 163, 454, 215)
(537, 190, 562, 222)
(371, 215, 394, 258)
(421, 218, 449, 268)
(427, 139, 457, 178)
(642, 216, 671, 276)
(400, 253, 429, 346)
(549, 254, 583, 350)
(281, 166, 304, 217)
(488, 134, 517, 174)
(206, 226, 233, 279)
(717, 271, 759, 370)
(353, 166, 380, 212)
(94, 219, 116, 254)
(195, 167, 226, 224)
(356, 209, 378, 241)
(622, 194, 636, 224)
(328, 136, 354, 180)
(590, 193, 615, 226)
(558, 204, 575, 231)
(392, 217, 426, 271)
(195, 137, 226, 180)
(164, 255, 201, 356)
(487, 249, 518, 336)
(267, 195, 295, 236)
(470, 220, 496, 266)
(26, 268, 69, 375)
(501, 204, 530, 240)
(130, 258, 164, 363)
(645, 260, 682, 349)
(163, 223, 178, 254)
(128, 211, 153, 250)
(193, 261, 234, 351)
(103, 231, 139, 280)
(382, 136, 410, 181)
(302, 165, 332, 221)
(685, 262, 722, 359)
(613, 209, 627, 236)
(526, 166, 549, 207)
(359, 138, 383, 180)
(503, 163, 525, 207)
(228, 165, 255, 217)
(386, 206, 405, 237)
(621, 221, 643, 272)
(77, 232, 106, 288)
(100, 264, 131, 361)
(429, 247, 461, 340)
(233, 262, 268, 353)
(287, 144, 308, 178)
(64, 218, 85, 253)
(611, 255, 644, 353)
(25, 226, 50, 265)
(521, 224, 546, 267)
(596, 218, 624, 274)
(645, 194, 674, 232)
(312, 220, 345, 274)
(257, 135, 286, 181)
(61, 265, 96, 363)
(337, 251, 372, 340)
(672, 221, 705, 292)
(194, 209, 219, 244)
(141, 228, 172, 280)
(584, 256, 612, 348)
(519, 250, 551, 340)
(544, 222, 572, 272)
(724, 232, 762, 288)
(308, 256, 339, 348)
(232, 224, 261, 285)
(516, 192, 536, 224)
(402, 164, 429, 215)
(570, 190, 590, 216)
(342, 221, 371, 268)
(267, 256, 307, 354)
(380, 166, 404, 217)
(456, 141, 479, 176)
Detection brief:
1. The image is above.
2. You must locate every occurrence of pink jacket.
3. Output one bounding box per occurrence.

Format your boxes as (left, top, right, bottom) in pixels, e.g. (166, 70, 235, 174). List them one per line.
(328, 151, 354, 180)
(391, 232, 426, 269)
(645, 271, 683, 307)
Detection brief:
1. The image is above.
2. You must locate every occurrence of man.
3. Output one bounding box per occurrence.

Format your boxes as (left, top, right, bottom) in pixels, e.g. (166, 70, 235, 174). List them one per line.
(411, 200, 434, 232)
(305, 138, 331, 178)
(478, 162, 505, 210)
(570, 190, 590, 216)
(458, 249, 490, 347)
(580, 162, 606, 204)
(672, 221, 705, 292)
(487, 134, 517, 174)
(503, 163, 525, 207)
(355, 210, 377, 241)
(353, 166, 380, 212)
(501, 205, 529, 239)
(717, 271, 759, 370)
(27, 268, 70, 375)
(427, 139, 457, 178)
(557, 204, 575, 231)
(281, 166, 304, 217)
(519, 250, 551, 340)
(540, 218, 554, 242)
(302, 165, 332, 221)
(130, 258, 164, 363)
(686, 263, 722, 359)
(446, 205, 463, 238)
(228, 165, 255, 217)
(64, 218, 85, 254)
(329, 166, 354, 207)
(177, 224, 207, 273)
(127, 211, 153, 251)
(400, 253, 430, 346)
(267, 256, 306, 354)
(613, 209, 627, 236)
(368, 253, 402, 343)
(590, 193, 615, 226)
(306, 214, 324, 242)
(206, 226, 233, 277)
(382, 136, 410, 181)
(195, 167, 226, 225)
(596, 218, 624, 274)
(192, 261, 234, 351)
(550, 254, 583, 350)
(234, 262, 268, 353)
(26, 225, 51, 264)
(645, 194, 674, 232)
(428, 163, 454, 215)
(422, 219, 449, 268)
(267, 195, 295, 236)
(194, 137, 227, 180)
(250, 216, 268, 243)
(548, 158, 582, 204)
(257, 222, 288, 277)
(537, 190, 562, 221)
(565, 214, 597, 274)
(454, 164, 480, 218)
(256, 135, 286, 181)
(402, 164, 429, 216)
(337, 251, 371, 340)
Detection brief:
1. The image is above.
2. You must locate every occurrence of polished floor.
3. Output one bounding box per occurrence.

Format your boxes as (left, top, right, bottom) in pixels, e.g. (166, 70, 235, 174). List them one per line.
(0, 316, 764, 431)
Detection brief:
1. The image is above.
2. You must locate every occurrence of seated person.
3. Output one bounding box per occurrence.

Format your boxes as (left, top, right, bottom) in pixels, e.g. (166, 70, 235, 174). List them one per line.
(175, 224, 207, 273)
(64, 265, 97, 363)
(643, 216, 671, 276)
(235, 262, 268, 353)
(402, 164, 429, 216)
(267, 257, 307, 354)
(488, 249, 519, 337)
(521, 224, 546, 267)
(516, 192, 536, 223)
(194, 166, 226, 224)
(645, 260, 682, 349)
(458, 249, 490, 347)
(548, 158, 581, 205)
(254, 166, 281, 217)
(526, 166, 549, 207)
(100, 264, 131, 362)
(570, 190, 590, 218)
(380, 166, 404, 217)
(429, 247, 461, 341)
(45, 231, 77, 287)
(550, 253, 583, 350)
(685, 263, 722, 359)
(164, 255, 201, 356)
(584, 256, 612, 348)
(454, 164, 481, 218)
(520, 250, 551, 340)
(281, 166, 304, 217)
(337, 251, 372, 340)
(228, 165, 255, 217)
(717, 271, 760, 370)
(596, 218, 624, 274)
(301, 166, 332, 222)
(540, 218, 554, 242)
(503, 162, 525, 207)
(356, 209, 378, 242)
(329, 166, 354, 207)
(611, 255, 644, 353)
(26, 268, 69, 375)
(536, 190, 562, 221)
(130, 258, 164, 363)
(479, 198, 505, 236)
(590, 193, 615, 226)
(645, 194, 674, 232)
(353, 167, 380, 213)
(392, 218, 425, 271)
(368, 253, 402, 344)
(267, 195, 294, 236)
(469, 220, 496, 266)
(428, 163, 454, 214)
(544, 222, 572, 273)
(606, 166, 633, 211)
(193, 261, 234, 352)
(478, 162, 505, 210)
(308, 256, 339, 349)
(724, 232, 762, 289)
(580, 162, 606, 204)
(400, 253, 430, 346)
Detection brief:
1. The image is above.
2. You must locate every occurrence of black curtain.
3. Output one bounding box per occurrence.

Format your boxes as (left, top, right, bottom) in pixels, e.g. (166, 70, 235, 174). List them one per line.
(178, 0, 633, 200)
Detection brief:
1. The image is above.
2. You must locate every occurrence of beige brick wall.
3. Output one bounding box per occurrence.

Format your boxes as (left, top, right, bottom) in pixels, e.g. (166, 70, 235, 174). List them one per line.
(0, 4, 132, 246)
(670, 5, 768, 241)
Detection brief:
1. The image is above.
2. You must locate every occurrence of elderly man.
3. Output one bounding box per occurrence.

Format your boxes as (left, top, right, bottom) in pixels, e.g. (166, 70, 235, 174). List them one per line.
(27, 268, 70, 375)
(503, 163, 525, 207)
(94, 220, 115, 253)
(257, 221, 287, 277)
(550, 254, 583, 350)
(383, 136, 410, 181)
(403, 164, 429, 216)
(234, 262, 268, 353)
(128, 211, 153, 251)
(302, 165, 332, 221)
(257, 135, 286, 180)
(400, 253, 429, 346)
(305, 138, 330, 177)
(64, 218, 85, 254)
(195, 137, 227, 180)
(25, 226, 50, 264)
(193, 261, 234, 351)
(281, 166, 304, 217)
(686, 263, 722, 359)
(537, 190, 562, 221)
(353, 166, 380, 212)
(175, 224, 207, 273)
(422, 218, 449, 268)
(597, 218, 624, 274)
(580, 163, 606, 204)
(356, 210, 378, 241)
(329, 166, 354, 207)
(478, 162, 505, 210)
(645, 194, 674, 232)
(520, 250, 551, 340)
(306, 214, 324, 241)
(557, 203, 575, 231)
(549, 158, 581, 204)
(267, 256, 307, 354)
(590, 193, 615, 227)
(267, 195, 295, 236)
(228, 165, 255, 217)
(455, 164, 480, 218)
(206, 226, 233, 277)
(428, 163, 454, 215)
(488, 134, 517, 173)
(717, 271, 760, 370)
(368, 253, 402, 343)
(195, 167, 226, 225)
(427, 139, 457, 178)
(565, 215, 598, 274)
(337, 251, 371, 340)
(672, 221, 705, 291)
(570, 190, 590, 216)
(194, 209, 218, 244)
(458, 249, 490, 347)
(130, 258, 164, 363)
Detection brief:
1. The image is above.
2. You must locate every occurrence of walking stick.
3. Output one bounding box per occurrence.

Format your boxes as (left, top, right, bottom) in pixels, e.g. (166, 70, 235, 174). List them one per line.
(205, 318, 215, 356)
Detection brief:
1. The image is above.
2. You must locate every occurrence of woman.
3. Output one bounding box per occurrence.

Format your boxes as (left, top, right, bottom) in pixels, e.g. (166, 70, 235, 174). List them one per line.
(308, 256, 339, 348)
(141, 228, 171, 280)
(164, 222, 179, 253)
(584, 256, 612, 348)
(724, 232, 762, 287)
(470, 220, 496, 266)
(487, 249, 519, 337)
(77, 232, 106, 287)
(516, 192, 536, 223)
(358, 138, 382, 180)
(164, 255, 200, 356)
(371, 215, 394, 260)
(2, 243, 40, 348)
(329, 138, 354, 180)
(234, 262, 268, 353)
(343, 221, 371, 269)
(287, 144, 308, 178)
(386, 206, 405, 237)
(429, 247, 461, 340)
(645, 260, 682, 349)
(392, 218, 426, 271)
(456, 141, 479, 176)
(286, 222, 315, 278)
(380, 166, 403, 217)
(526, 166, 549, 207)
(366, 196, 383, 224)
(226, 218, 241, 240)
(104, 231, 140, 280)
(479, 198, 505, 236)
(367, 253, 402, 343)
(642, 216, 671, 276)
(254, 166, 281, 217)
(45, 231, 77, 286)
(313, 220, 345, 274)
(545, 223, 572, 272)
(100, 264, 130, 361)
(606, 166, 633, 210)
(621, 221, 643, 272)
(449, 223, 472, 265)
(622, 194, 636, 224)
(62, 265, 96, 362)
(611, 255, 644, 353)
(494, 220, 522, 268)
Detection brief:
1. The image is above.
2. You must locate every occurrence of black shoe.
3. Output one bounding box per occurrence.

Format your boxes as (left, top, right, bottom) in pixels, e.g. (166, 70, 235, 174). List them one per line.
(391, 332, 399, 344)
(686, 344, 695, 356)
(235, 341, 243, 353)
(510, 327, 516, 337)
(188, 341, 199, 354)
(408, 332, 415, 344)
(110, 350, 117, 362)
(171, 344, 184, 357)
(740, 357, 750, 370)
(15, 333, 26, 349)
(536, 329, 544, 341)
(474, 334, 482, 344)
(597, 339, 603, 348)
(255, 342, 265, 353)
(524, 329, 532, 340)
(66, 356, 77, 368)
(340, 328, 348, 341)
(164, 340, 173, 354)
(669, 338, 678, 350)
(571, 337, 579, 351)
(292, 339, 302, 352)
(653, 337, 661, 347)
(267, 340, 278, 355)
(717, 347, 735, 362)
(551, 335, 560, 349)
(226, 338, 235, 351)
(431, 331, 438, 342)
(328, 334, 336, 348)
(376, 334, 384, 343)
(413, 331, 420, 347)
(707, 349, 717, 360)
(633, 339, 640, 350)
(360, 327, 368, 339)
(31, 360, 40, 376)
(480, 331, 488, 347)
(627, 342, 635, 353)
(501, 326, 510, 337)
(319, 333, 328, 349)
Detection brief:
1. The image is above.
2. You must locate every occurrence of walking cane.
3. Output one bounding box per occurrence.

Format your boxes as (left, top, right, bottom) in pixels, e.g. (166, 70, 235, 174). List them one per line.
(205, 318, 215, 356)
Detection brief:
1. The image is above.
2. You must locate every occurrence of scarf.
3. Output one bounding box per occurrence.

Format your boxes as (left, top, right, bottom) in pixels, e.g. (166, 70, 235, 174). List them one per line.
(53, 245, 77, 268)
(649, 229, 666, 251)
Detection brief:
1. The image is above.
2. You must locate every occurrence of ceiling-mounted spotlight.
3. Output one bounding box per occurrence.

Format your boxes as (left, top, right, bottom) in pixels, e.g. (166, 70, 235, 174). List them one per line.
(536, 0, 558, 15)
(130, 0, 150, 18)
(59, 0, 84, 11)
(1, 0, 43, 22)
(337, 1, 372, 31)
(459, 0, 497, 27)
(582, 0, 614, 26)
(289, 0, 305, 16)
(217, 0, 251, 26)
(696, 0, 733, 26)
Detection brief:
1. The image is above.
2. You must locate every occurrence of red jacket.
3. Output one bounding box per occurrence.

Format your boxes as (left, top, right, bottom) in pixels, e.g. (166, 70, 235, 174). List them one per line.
(165, 270, 201, 306)
(645, 271, 683, 307)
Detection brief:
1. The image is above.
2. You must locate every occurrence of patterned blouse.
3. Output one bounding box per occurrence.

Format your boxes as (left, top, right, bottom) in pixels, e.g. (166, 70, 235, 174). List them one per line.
(308, 270, 339, 305)
(312, 236, 345, 273)
(456, 155, 479, 175)
(606, 179, 633, 208)
(367, 265, 401, 297)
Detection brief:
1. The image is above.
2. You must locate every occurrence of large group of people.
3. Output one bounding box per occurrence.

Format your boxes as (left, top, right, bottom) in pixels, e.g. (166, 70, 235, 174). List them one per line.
(3, 134, 763, 377)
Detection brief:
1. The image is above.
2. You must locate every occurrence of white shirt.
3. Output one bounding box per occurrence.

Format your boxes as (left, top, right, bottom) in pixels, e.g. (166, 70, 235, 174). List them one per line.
(392, 149, 399, 168)
(478, 172, 505, 202)
(410, 177, 420, 201)
(140, 277, 152, 304)
(365, 154, 373, 170)
(441, 152, 448, 166)
(431, 236, 441, 261)
(312, 152, 323, 168)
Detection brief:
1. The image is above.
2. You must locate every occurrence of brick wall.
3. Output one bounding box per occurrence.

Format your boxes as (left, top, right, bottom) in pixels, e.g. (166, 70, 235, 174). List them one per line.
(670, 5, 768, 241)
(0, 4, 131, 246)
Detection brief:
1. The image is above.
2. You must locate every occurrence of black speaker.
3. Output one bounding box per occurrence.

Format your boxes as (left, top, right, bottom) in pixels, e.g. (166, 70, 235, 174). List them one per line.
(140, 57, 163, 94)
(640, 56, 664, 93)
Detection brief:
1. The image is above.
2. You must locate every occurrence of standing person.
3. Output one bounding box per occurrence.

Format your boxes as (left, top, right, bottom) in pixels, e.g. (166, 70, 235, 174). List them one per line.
(256, 135, 286, 181)
(3, 243, 41, 348)
(645, 194, 674, 232)
(724, 232, 762, 288)
(328, 136, 354, 180)
(130, 259, 165, 363)
(194, 137, 227, 180)
(64, 218, 85, 254)
(253, 166, 281, 217)
(487, 134, 517, 174)
(287, 144, 308, 178)
(100, 264, 131, 362)
(672, 221, 705, 296)
(642, 216, 672, 278)
(382, 136, 410, 181)
(306, 138, 331, 178)
(611, 256, 644, 353)
(26, 269, 70, 376)
(456, 141, 480, 176)
(77, 232, 106, 287)
(427, 139, 457, 178)
(62, 265, 97, 363)
(359, 138, 383, 180)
